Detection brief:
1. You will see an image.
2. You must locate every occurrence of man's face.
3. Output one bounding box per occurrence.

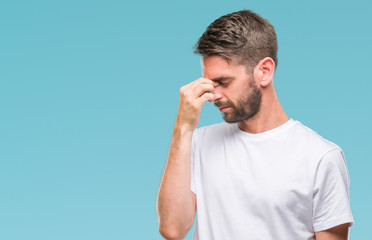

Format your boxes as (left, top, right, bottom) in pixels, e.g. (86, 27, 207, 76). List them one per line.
(202, 55, 262, 123)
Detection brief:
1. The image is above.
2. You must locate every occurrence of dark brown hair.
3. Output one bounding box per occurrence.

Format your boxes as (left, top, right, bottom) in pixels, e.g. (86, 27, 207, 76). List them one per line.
(194, 9, 278, 72)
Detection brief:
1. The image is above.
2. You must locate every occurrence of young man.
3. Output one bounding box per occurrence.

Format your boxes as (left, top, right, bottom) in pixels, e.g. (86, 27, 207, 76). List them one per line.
(157, 9, 354, 240)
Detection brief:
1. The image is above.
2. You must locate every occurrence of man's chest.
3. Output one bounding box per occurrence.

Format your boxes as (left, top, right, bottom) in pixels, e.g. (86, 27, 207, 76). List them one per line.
(195, 142, 315, 215)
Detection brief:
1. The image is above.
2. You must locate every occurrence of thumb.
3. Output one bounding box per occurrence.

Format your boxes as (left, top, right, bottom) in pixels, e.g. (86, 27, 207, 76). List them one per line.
(197, 92, 214, 107)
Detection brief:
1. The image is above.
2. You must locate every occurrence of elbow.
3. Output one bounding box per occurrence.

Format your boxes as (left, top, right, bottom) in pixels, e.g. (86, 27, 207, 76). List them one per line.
(159, 224, 188, 240)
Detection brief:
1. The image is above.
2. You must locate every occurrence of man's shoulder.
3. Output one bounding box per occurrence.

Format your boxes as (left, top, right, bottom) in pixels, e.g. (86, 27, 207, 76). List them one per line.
(193, 122, 232, 141)
(291, 119, 342, 154)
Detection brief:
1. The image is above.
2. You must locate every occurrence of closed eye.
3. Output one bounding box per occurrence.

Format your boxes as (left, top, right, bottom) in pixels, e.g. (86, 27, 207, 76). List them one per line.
(212, 76, 233, 87)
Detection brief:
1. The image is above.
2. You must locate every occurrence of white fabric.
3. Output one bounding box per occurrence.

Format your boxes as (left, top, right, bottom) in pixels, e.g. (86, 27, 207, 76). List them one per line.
(190, 118, 354, 240)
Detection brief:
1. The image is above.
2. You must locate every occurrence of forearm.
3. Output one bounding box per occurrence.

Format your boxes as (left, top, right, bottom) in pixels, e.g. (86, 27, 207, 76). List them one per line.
(157, 77, 214, 239)
(315, 223, 350, 240)
(157, 124, 194, 239)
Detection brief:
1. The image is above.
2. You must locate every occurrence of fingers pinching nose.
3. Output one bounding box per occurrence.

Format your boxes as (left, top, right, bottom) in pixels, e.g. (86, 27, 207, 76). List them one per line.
(208, 93, 215, 103)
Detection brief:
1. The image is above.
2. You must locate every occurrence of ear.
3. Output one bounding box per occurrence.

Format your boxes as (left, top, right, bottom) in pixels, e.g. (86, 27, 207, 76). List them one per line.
(254, 57, 275, 87)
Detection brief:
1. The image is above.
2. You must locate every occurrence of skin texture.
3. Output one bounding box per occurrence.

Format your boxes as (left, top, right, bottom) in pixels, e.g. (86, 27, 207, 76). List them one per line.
(157, 55, 351, 239)
(202, 55, 289, 134)
(212, 72, 262, 123)
(315, 223, 350, 240)
(157, 77, 214, 240)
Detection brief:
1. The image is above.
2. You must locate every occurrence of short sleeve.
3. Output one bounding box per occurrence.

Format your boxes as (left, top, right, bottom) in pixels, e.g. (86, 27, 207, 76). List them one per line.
(313, 148, 354, 232)
(190, 129, 198, 194)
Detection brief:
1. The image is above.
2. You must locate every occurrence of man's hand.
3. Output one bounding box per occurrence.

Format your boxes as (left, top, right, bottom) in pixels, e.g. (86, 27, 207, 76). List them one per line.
(175, 78, 216, 131)
(157, 77, 216, 240)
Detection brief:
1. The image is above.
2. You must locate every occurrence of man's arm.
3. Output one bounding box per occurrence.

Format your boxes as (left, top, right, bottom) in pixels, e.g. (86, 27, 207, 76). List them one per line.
(315, 223, 350, 240)
(156, 78, 215, 240)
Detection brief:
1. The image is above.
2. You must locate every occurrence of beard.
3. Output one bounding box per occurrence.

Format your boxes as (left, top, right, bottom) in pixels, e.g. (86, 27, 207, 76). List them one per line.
(214, 76, 262, 123)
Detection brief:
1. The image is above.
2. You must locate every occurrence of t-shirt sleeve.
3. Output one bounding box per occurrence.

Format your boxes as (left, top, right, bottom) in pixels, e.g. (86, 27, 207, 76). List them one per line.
(190, 129, 198, 195)
(313, 148, 354, 232)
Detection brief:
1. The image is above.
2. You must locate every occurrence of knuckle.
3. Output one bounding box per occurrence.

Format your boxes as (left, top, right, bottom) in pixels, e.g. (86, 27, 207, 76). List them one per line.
(185, 97, 192, 104)
(205, 92, 213, 99)
(204, 78, 213, 84)
(200, 83, 212, 91)
(198, 78, 208, 84)
(180, 88, 188, 97)
(191, 102, 199, 110)
(197, 85, 203, 92)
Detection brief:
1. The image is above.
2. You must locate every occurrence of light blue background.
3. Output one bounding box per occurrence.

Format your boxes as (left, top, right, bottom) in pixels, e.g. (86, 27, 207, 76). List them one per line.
(1, 0, 371, 239)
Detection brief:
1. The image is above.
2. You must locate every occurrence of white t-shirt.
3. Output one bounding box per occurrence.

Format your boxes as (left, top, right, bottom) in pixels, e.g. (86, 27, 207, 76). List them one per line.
(190, 118, 354, 240)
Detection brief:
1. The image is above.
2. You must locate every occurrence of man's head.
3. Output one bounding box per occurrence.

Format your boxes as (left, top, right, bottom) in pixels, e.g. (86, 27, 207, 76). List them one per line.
(194, 9, 278, 73)
(195, 10, 278, 123)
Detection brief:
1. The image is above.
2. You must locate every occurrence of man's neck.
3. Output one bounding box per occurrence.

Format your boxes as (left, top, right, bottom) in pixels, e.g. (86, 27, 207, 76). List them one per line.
(238, 91, 289, 134)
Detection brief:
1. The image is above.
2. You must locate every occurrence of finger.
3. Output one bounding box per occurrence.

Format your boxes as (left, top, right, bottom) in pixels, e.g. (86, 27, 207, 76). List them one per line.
(192, 83, 215, 98)
(195, 77, 214, 85)
(196, 92, 214, 107)
(185, 77, 214, 91)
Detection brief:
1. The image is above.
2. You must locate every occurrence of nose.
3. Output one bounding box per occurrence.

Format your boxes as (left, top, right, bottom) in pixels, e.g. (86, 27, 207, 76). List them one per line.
(211, 84, 223, 102)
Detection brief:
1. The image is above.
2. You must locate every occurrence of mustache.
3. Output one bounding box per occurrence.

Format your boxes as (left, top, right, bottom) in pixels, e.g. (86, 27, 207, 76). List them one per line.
(214, 100, 232, 108)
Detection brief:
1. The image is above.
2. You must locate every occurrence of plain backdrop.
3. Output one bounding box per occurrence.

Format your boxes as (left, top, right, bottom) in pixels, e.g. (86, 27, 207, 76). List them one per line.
(0, 0, 371, 239)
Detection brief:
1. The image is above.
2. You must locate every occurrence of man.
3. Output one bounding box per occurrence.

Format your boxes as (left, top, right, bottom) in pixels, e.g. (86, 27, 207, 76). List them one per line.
(156, 9, 354, 240)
